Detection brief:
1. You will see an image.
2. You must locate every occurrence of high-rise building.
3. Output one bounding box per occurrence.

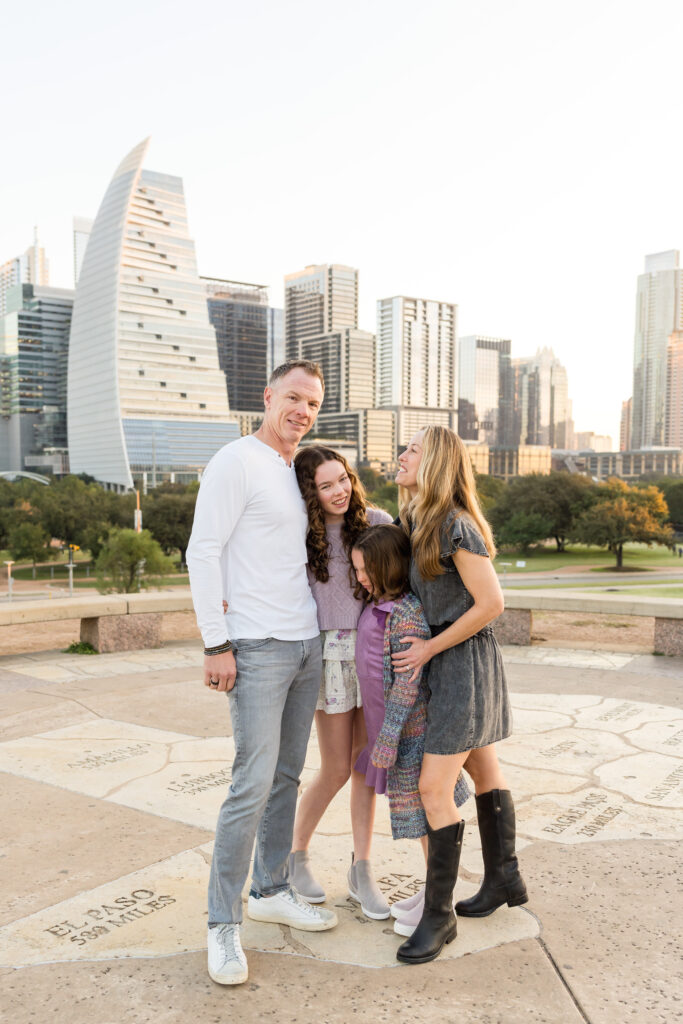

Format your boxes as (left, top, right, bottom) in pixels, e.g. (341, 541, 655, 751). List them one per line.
(458, 336, 514, 446)
(203, 277, 269, 412)
(68, 138, 238, 491)
(666, 331, 683, 449)
(73, 217, 93, 286)
(389, 406, 455, 449)
(300, 328, 375, 414)
(574, 432, 613, 452)
(314, 408, 396, 468)
(377, 296, 457, 411)
(631, 250, 683, 448)
(0, 230, 49, 317)
(620, 398, 632, 451)
(512, 348, 573, 448)
(284, 264, 358, 359)
(0, 283, 73, 473)
(267, 307, 284, 376)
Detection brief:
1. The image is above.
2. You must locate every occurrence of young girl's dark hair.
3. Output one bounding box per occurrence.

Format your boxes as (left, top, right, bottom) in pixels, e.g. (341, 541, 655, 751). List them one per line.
(295, 445, 371, 583)
(352, 524, 411, 604)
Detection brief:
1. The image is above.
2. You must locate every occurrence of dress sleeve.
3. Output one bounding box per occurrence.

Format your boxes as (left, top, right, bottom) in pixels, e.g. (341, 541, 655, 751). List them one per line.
(371, 599, 430, 769)
(442, 512, 490, 559)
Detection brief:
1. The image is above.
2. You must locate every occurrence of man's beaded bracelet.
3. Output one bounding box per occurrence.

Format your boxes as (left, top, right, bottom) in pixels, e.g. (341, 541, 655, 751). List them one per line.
(204, 640, 235, 656)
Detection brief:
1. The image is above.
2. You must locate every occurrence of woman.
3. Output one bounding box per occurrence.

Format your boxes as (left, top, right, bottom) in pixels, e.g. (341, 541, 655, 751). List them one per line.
(289, 446, 392, 919)
(391, 425, 527, 965)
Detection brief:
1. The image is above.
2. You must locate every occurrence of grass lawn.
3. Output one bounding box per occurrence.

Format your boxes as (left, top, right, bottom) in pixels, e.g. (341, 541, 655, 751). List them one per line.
(50, 574, 189, 590)
(505, 578, 683, 590)
(493, 543, 682, 573)
(619, 586, 683, 599)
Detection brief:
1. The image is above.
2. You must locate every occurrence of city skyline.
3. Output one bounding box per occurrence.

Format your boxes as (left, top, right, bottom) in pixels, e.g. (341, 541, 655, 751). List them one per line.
(2, 1, 683, 444)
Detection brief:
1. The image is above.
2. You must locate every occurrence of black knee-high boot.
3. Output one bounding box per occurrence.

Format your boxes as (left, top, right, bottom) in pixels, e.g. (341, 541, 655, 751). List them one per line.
(455, 789, 527, 918)
(396, 820, 464, 965)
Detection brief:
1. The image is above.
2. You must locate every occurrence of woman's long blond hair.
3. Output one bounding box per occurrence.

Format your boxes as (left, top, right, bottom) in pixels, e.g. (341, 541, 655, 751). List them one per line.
(398, 425, 496, 579)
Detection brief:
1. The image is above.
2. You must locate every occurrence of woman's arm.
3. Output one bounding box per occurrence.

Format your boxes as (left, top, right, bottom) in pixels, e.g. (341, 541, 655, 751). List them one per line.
(392, 550, 504, 680)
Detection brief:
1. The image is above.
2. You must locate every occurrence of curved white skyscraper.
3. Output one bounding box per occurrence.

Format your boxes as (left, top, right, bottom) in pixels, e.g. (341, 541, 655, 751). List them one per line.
(68, 138, 238, 489)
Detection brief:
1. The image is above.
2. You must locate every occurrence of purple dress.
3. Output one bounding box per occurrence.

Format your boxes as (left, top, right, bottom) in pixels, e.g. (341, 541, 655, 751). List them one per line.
(353, 598, 394, 795)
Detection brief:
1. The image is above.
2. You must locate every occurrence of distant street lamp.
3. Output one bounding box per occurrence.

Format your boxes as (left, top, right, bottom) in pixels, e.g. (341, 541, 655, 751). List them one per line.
(67, 544, 80, 598)
(499, 562, 512, 587)
(4, 560, 15, 603)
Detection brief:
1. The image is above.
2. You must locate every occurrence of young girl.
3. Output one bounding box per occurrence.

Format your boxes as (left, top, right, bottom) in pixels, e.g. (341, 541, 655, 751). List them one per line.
(351, 524, 469, 936)
(289, 446, 393, 919)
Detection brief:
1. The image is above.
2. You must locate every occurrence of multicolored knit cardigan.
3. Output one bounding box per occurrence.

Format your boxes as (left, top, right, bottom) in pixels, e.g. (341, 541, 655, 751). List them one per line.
(370, 591, 470, 839)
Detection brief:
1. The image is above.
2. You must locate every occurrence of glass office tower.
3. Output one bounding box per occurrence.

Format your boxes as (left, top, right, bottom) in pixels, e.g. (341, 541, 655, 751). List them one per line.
(631, 250, 683, 449)
(204, 278, 269, 412)
(0, 284, 73, 472)
(67, 139, 238, 490)
(458, 336, 514, 446)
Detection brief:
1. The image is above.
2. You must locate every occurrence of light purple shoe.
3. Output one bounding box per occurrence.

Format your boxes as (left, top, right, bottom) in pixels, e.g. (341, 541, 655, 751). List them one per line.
(390, 886, 425, 919)
(392, 890, 425, 936)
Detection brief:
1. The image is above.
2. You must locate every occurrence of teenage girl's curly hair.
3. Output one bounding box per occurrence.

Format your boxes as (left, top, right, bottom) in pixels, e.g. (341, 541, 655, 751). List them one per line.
(294, 446, 371, 583)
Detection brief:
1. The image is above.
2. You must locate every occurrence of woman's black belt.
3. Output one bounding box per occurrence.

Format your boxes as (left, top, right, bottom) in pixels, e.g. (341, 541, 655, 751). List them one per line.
(429, 621, 495, 639)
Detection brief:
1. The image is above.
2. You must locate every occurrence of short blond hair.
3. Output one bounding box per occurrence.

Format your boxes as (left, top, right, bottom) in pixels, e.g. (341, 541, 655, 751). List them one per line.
(269, 360, 324, 390)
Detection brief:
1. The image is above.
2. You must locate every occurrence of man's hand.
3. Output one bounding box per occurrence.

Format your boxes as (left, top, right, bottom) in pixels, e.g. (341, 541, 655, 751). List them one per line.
(204, 650, 237, 693)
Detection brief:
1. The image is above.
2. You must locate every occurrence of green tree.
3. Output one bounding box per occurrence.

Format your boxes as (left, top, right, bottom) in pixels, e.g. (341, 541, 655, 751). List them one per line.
(95, 528, 175, 593)
(474, 473, 506, 513)
(494, 511, 554, 552)
(34, 476, 135, 558)
(8, 521, 53, 578)
(489, 472, 596, 551)
(657, 479, 683, 530)
(142, 488, 198, 566)
(357, 466, 383, 493)
(570, 479, 673, 568)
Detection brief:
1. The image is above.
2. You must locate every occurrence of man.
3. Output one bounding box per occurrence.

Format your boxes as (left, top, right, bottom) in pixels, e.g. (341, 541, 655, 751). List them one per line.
(187, 360, 336, 986)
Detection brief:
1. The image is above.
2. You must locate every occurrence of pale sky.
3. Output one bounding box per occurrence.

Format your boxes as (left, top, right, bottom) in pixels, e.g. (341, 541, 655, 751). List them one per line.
(3, 0, 682, 443)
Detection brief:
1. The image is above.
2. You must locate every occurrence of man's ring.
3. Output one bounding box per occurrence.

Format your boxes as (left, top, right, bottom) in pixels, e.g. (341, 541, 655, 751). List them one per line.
(210, 678, 219, 686)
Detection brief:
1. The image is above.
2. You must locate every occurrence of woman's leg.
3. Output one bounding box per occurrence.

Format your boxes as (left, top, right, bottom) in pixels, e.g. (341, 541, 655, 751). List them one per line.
(462, 744, 508, 794)
(456, 744, 527, 917)
(291, 708, 354, 851)
(418, 751, 471, 830)
(396, 750, 471, 964)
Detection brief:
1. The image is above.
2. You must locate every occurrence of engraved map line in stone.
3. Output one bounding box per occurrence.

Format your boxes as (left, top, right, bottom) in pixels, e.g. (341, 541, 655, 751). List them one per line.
(1, 700, 679, 838)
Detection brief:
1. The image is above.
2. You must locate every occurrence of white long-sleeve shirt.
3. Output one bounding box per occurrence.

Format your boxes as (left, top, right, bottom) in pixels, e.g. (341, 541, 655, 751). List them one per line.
(186, 434, 319, 647)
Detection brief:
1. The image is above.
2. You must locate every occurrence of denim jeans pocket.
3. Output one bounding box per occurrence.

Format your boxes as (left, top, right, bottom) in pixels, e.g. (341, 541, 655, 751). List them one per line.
(235, 638, 272, 651)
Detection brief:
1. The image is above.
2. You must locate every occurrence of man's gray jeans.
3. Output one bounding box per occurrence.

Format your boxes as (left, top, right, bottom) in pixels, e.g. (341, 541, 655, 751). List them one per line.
(208, 636, 322, 924)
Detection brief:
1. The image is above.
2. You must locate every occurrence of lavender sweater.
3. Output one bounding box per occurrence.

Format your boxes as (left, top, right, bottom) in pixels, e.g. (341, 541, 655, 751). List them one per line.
(307, 506, 392, 630)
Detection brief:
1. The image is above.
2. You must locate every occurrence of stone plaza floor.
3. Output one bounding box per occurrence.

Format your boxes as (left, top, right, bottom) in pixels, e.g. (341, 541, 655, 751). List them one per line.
(0, 640, 681, 1023)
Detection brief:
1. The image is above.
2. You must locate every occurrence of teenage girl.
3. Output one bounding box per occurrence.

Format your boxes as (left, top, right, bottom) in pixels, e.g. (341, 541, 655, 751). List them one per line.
(350, 524, 469, 937)
(289, 446, 392, 919)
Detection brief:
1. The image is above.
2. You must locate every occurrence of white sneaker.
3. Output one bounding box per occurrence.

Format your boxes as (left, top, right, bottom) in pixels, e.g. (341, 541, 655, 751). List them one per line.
(248, 888, 338, 931)
(207, 924, 248, 985)
(390, 886, 425, 919)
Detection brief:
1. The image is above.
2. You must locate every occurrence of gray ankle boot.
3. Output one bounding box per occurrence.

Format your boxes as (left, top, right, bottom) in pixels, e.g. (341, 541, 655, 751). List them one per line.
(347, 854, 390, 920)
(289, 851, 326, 904)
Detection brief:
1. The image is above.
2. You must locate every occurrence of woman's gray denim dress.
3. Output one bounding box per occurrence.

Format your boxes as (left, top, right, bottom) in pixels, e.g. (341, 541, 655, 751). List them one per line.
(409, 510, 512, 755)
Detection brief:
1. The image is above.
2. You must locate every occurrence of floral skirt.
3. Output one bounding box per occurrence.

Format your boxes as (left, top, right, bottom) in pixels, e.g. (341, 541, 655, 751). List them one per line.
(316, 628, 362, 714)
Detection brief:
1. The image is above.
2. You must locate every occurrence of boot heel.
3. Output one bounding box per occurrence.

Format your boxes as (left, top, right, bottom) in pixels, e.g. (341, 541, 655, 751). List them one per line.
(445, 923, 458, 945)
(507, 894, 529, 908)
